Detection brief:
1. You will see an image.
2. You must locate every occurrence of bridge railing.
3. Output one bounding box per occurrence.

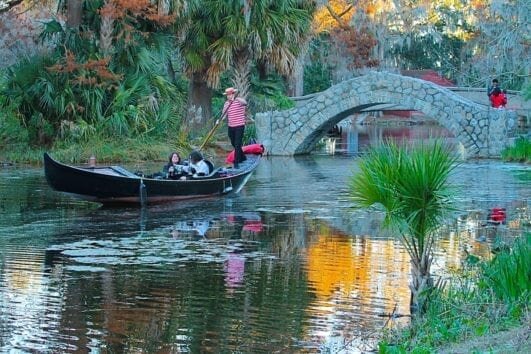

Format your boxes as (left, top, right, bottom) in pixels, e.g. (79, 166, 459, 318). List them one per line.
(288, 86, 528, 117)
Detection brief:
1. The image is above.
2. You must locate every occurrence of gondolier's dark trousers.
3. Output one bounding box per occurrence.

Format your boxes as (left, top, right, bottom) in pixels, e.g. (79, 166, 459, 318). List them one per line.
(228, 125, 246, 165)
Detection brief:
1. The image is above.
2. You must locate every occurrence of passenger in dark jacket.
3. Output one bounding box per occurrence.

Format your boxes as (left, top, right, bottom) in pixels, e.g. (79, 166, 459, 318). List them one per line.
(163, 152, 186, 179)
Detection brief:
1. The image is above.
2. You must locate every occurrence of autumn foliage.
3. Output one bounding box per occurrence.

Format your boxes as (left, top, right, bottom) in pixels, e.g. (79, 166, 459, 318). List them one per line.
(99, 0, 174, 26)
(313, 1, 379, 69)
(330, 26, 379, 69)
(47, 52, 121, 88)
(1, 0, 183, 145)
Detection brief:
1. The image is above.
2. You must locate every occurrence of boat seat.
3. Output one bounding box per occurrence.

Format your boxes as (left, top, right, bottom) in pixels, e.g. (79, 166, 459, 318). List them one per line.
(205, 160, 214, 174)
(111, 166, 141, 178)
(192, 166, 224, 179)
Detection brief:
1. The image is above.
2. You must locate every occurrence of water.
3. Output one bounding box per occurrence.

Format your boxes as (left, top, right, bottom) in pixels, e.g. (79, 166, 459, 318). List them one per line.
(1, 124, 529, 353)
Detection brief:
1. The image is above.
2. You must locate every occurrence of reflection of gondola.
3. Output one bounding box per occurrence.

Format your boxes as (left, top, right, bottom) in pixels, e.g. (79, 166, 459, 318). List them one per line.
(43, 152, 261, 205)
(170, 220, 212, 238)
(224, 212, 264, 233)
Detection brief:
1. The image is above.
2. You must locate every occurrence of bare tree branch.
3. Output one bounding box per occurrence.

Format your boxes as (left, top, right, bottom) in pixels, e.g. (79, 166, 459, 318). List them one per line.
(325, 4, 352, 29)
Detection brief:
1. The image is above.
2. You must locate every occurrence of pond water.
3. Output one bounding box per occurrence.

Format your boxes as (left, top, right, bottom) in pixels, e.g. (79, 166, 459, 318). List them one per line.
(0, 123, 529, 353)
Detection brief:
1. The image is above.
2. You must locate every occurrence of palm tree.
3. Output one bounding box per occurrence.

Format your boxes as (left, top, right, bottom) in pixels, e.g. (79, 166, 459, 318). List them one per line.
(349, 140, 458, 313)
(177, 0, 315, 127)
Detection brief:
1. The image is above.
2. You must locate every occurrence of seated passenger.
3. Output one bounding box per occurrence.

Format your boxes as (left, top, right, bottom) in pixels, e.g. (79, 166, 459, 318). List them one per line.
(163, 152, 186, 179)
(183, 150, 210, 178)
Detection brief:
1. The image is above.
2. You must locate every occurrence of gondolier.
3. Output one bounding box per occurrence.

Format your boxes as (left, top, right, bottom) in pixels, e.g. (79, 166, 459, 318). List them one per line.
(220, 87, 247, 169)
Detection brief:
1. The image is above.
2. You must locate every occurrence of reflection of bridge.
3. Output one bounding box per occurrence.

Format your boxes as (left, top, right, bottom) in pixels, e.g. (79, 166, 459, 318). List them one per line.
(255, 72, 523, 158)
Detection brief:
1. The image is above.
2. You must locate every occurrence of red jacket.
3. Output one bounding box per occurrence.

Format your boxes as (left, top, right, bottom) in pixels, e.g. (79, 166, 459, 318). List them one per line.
(490, 93, 507, 108)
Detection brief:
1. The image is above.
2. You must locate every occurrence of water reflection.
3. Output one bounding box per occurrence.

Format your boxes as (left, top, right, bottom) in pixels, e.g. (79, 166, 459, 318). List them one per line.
(0, 141, 529, 352)
(316, 119, 454, 156)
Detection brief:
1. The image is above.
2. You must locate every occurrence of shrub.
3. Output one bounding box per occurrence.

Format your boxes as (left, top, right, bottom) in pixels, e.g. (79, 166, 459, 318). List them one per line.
(478, 233, 531, 302)
(0, 95, 29, 150)
(1, 3, 186, 147)
(501, 136, 531, 162)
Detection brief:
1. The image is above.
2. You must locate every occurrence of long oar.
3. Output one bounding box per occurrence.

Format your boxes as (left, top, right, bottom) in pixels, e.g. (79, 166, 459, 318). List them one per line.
(198, 93, 238, 151)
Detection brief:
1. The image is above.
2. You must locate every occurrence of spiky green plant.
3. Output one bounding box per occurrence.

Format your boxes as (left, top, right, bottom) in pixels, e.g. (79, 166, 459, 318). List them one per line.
(349, 140, 458, 313)
(479, 233, 531, 302)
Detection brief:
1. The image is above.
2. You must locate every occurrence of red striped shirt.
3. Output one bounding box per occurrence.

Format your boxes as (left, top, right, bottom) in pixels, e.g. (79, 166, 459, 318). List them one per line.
(223, 99, 246, 127)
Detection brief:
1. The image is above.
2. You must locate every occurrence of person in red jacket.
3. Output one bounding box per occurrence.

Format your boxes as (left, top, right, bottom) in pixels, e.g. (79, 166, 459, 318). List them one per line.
(489, 87, 507, 108)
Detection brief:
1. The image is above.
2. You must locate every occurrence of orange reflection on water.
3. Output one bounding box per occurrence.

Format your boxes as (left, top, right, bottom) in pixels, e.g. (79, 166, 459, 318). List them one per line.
(303, 222, 411, 347)
(4, 250, 46, 294)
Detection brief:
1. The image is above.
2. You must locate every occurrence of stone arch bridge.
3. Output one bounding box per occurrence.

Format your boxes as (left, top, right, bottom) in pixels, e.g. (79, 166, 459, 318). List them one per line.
(255, 72, 519, 158)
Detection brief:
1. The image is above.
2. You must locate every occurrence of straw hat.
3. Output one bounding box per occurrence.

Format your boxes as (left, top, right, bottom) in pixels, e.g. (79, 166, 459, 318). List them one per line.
(223, 87, 238, 95)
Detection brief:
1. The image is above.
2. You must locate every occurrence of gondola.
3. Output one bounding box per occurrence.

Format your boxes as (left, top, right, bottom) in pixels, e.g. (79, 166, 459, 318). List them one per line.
(43, 150, 262, 205)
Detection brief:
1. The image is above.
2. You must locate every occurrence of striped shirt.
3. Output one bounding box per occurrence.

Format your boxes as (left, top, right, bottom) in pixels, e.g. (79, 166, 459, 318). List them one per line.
(223, 98, 247, 127)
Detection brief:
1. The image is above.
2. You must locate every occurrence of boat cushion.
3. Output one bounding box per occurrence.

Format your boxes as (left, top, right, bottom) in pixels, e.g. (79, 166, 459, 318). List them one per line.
(225, 144, 265, 163)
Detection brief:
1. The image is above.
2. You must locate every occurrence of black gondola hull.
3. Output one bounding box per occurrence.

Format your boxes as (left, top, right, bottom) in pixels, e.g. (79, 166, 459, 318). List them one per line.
(43, 153, 259, 205)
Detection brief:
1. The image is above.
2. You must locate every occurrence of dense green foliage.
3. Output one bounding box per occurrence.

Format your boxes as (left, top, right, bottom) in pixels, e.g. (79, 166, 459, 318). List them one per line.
(303, 61, 332, 95)
(0, 86, 29, 150)
(378, 234, 530, 353)
(1, 0, 186, 149)
(249, 75, 295, 111)
(479, 234, 531, 302)
(501, 137, 531, 163)
(302, 35, 334, 95)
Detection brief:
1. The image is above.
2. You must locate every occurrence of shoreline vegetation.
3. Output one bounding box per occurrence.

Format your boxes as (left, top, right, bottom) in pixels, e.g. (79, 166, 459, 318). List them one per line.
(1, 118, 529, 166)
(348, 141, 530, 353)
(378, 233, 530, 354)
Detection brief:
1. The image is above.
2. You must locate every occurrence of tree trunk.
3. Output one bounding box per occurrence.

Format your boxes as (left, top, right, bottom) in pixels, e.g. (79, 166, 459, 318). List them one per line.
(187, 72, 213, 136)
(232, 51, 251, 100)
(66, 0, 83, 29)
(256, 60, 268, 80)
(285, 59, 304, 96)
(409, 253, 434, 314)
(286, 41, 309, 96)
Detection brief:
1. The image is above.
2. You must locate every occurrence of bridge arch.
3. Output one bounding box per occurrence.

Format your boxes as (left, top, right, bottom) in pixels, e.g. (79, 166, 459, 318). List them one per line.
(255, 72, 517, 158)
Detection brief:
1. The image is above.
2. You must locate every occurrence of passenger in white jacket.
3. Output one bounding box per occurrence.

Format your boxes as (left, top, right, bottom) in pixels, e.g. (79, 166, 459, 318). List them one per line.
(183, 150, 210, 178)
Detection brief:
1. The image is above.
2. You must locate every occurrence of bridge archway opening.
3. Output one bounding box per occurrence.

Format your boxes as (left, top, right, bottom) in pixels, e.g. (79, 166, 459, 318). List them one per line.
(295, 104, 383, 154)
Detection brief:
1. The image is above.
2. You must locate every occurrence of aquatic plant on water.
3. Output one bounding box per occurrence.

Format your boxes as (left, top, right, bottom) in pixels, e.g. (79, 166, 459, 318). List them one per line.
(349, 140, 458, 313)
